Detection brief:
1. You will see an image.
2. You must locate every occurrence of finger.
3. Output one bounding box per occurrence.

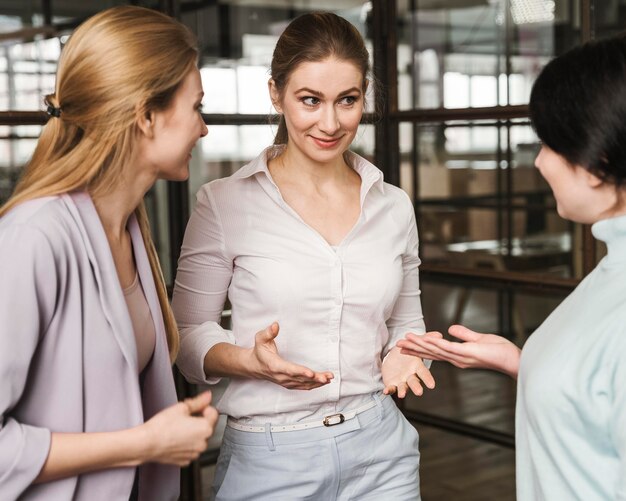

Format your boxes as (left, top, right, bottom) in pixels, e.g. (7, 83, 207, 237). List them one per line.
(184, 391, 212, 414)
(405, 331, 443, 343)
(415, 364, 436, 389)
(256, 322, 280, 343)
(383, 384, 397, 396)
(399, 341, 454, 363)
(396, 338, 441, 359)
(202, 405, 219, 422)
(448, 324, 483, 342)
(407, 375, 424, 396)
(396, 381, 408, 399)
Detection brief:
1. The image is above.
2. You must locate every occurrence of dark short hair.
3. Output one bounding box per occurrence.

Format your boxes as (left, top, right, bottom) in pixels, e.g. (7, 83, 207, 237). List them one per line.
(529, 33, 626, 185)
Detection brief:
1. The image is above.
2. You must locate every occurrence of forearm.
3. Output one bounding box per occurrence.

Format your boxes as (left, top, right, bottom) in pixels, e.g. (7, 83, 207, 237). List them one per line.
(203, 342, 260, 380)
(497, 345, 522, 380)
(35, 427, 152, 484)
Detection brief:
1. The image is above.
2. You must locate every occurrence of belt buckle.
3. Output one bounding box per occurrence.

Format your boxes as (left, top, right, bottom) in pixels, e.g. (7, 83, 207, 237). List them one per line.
(323, 413, 345, 427)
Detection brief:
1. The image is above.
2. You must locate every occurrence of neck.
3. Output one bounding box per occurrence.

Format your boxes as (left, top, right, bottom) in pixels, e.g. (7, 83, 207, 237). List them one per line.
(277, 145, 351, 188)
(91, 168, 156, 242)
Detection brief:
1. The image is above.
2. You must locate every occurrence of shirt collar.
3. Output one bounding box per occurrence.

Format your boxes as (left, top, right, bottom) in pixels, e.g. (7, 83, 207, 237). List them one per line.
(592, 212, 626, 262)
(235, 145, 385, 196)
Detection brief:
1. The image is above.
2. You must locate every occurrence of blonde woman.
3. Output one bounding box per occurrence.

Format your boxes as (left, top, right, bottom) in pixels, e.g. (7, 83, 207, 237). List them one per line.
(0, 6, 217, 500)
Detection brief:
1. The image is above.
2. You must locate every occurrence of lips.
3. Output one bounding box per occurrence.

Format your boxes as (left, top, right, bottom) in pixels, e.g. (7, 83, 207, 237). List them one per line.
(311, 136, 342, 149)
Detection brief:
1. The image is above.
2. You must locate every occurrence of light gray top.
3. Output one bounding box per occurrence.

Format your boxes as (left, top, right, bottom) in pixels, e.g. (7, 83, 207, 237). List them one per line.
(517, 214, 626, 500)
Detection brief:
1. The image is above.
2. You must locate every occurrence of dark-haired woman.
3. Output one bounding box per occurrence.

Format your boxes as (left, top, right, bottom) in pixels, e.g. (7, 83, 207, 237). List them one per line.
(173, 11, 434, 501)
(398, 34, 626, 500)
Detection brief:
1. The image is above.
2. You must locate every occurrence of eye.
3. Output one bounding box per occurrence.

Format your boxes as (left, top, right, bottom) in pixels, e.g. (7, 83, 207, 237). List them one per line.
(339, 95, 359, 106)
(301, 96, 320, 107)
(196, 103, 204, 112)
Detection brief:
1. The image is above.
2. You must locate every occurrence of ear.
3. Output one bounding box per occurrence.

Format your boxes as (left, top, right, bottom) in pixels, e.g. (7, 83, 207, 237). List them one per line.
(135, 103, 156, 139)
(585, 169, 604, 189)
(268, 79, 282, 113)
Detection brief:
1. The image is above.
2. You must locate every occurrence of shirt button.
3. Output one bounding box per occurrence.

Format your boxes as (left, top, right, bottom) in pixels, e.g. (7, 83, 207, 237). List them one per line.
(334, 296, 342, 305)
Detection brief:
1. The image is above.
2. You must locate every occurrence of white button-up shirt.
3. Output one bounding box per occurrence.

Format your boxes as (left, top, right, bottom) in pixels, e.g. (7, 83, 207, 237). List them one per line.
(172, 146, 425, 424)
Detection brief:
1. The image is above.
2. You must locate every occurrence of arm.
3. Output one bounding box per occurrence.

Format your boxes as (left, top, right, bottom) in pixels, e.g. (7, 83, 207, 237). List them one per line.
(0, 225, 56, 496)
(0, 225, 217, 494)
(382, 198, 435, 397)
(396, 325, 521, 379)
(172, 187, 331, 390)
(36, 392, 218, 483)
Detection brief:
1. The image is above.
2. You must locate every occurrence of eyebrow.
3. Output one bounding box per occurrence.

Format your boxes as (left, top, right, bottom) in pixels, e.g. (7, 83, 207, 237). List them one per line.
(294, 86, 362, 97)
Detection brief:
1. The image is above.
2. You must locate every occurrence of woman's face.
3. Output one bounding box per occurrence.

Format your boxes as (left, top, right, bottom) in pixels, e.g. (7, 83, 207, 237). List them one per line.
(141, 66, 208, 181)
(270, 57, 365, 166)
(534, 145, 620, 224)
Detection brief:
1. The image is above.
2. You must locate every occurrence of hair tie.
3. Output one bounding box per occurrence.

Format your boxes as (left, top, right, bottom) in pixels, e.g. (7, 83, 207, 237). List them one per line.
(46, 104, 62, 118)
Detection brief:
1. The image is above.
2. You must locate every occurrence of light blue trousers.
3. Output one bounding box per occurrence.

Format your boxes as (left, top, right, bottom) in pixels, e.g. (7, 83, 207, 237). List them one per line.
(212, 393, 421, 500)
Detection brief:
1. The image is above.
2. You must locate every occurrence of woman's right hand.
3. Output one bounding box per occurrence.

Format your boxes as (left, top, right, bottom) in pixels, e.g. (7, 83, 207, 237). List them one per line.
(396, 325, 521, 379)
(141, 391, 218, 466)
(250, 322, 334, 390)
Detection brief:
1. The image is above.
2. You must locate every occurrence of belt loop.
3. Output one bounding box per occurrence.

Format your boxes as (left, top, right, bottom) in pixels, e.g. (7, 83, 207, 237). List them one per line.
(264, 423, 276, 451)
(372, 392, 384, 420)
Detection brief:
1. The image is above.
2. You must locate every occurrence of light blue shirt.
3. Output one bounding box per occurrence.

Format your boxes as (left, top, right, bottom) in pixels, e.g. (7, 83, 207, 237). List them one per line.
(517, 214, 626, 500)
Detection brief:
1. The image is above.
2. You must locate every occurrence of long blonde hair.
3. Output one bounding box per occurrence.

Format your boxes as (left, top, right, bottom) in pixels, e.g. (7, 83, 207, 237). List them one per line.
(0, 6, 199, 361)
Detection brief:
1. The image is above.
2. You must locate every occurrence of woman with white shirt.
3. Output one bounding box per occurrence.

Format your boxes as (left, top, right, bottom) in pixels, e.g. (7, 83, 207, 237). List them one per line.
(173, 11, 434, 500)
(398, 34, 626, 501)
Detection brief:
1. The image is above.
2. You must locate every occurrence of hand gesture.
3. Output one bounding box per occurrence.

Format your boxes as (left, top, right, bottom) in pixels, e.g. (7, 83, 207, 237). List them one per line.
(396, 325, 521, 379)
(251, 322, 334, 390)
(381, 346, 435, 398)
(142, 391, 219, 466)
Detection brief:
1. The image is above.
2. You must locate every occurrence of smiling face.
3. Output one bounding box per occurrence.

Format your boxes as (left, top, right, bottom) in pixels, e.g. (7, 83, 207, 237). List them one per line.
(270, 57, 365, 166)
(139, 66, 208, 181)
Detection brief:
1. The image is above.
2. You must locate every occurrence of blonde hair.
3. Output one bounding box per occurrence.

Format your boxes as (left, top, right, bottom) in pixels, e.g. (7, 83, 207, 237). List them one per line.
(0, 6, 199, 361)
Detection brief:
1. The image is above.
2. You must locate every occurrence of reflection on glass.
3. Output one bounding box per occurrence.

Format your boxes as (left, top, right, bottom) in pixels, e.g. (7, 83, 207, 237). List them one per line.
(395, 0, 580, 110)
(402, 122, 576, 277)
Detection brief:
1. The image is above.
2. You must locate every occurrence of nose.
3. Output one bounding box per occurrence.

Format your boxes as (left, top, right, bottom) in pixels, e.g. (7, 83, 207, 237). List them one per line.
(534, 144, 546, 170)
(319, 105, 340, 135)
(200, 119, 208, 138)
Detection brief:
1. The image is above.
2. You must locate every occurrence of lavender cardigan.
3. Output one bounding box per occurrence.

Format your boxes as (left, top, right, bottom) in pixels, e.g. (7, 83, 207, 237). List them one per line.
(0, 192, 178, 500)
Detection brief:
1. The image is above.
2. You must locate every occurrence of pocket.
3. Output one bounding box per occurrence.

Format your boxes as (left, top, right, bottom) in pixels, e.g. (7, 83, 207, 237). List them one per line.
(212, 440, 233, 500)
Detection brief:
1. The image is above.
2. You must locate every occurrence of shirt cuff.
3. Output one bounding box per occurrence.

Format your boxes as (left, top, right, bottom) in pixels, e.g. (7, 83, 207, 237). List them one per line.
(176, 322, 235, 385)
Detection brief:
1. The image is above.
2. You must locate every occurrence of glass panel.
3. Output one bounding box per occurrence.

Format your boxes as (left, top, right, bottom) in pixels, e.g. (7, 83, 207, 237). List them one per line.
(405, 121, 577, 278)
(592, 0, 626, 40)
(397, 0, 583, 110)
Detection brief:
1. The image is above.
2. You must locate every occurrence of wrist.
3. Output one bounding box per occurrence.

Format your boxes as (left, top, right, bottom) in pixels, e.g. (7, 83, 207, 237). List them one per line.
(244, 346, 266, 380)
(130, 423, 155, 466)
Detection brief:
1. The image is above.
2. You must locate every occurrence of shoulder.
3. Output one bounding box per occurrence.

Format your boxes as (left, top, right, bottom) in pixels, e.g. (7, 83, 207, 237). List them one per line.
(195, 148, 271, 205)
(1, 196, 71, 238)
(0, 196, 81, 261)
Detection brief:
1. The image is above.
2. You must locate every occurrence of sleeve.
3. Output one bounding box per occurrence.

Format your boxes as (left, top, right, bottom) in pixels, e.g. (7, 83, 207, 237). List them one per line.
(383, 195, 428, 361)
(172, 185, 235, 385)
(0, 224, 55, 498)
(610, 332, 626, 499)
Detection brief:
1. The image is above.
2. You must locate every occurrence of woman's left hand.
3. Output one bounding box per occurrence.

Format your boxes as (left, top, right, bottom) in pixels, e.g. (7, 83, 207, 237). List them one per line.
(381, 346, 435, 398)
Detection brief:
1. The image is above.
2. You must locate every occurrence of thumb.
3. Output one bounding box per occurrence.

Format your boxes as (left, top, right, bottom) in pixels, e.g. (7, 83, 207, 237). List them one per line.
(257, 322, 280, 343)
(448, 324, 482, 342)
(184, 391, 212, 415)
